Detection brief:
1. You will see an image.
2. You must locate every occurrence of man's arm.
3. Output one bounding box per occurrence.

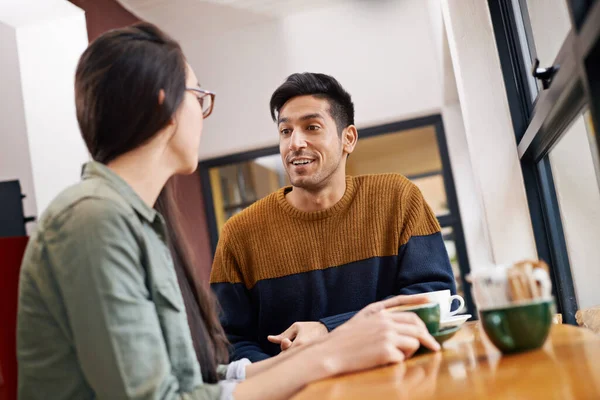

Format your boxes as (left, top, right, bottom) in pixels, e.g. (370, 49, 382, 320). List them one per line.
(396, 232, 456, 294)
(396, 183, 456, 294)
(284, 183, 456, 335)
(319, 311, 358, 331)
(210, 235, 270, 362)
(211, 282, 270, 362)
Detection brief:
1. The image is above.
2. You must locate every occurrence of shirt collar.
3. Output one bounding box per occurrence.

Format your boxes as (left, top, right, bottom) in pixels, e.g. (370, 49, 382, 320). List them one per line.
(81, 161, 158, 223)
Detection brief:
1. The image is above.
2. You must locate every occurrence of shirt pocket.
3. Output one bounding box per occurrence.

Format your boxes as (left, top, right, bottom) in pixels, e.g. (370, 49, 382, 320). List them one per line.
(154, 279, 184, 313)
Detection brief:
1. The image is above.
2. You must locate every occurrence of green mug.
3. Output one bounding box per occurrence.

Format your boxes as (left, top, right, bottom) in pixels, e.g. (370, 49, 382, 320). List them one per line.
(388, 302, 440, 334)
(480, 299, 555, 354)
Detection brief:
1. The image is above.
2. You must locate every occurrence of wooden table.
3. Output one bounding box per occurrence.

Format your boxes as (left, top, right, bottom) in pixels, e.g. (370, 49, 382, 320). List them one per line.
(292, 322, 600, 399)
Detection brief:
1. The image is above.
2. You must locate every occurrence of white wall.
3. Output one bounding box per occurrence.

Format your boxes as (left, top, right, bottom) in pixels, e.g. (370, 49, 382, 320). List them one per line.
(426, 0, 494, 269)
(130, 0, 497, 272)
(0, 0, 89, 230)
(525, 0, 571, 66)
(187, 18, 289, 160)
(442, 103, 493, 268)
(0, 20, 36, 222)
(441, 0, 537, 265)
(170, 0, 443, 159)
(280, 1, 443, 134)
(17, 11, 90, 214)
(191, 0, 501, 272)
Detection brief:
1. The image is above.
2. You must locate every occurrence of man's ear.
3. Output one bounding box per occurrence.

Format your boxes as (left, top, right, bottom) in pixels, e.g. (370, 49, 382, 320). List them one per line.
(343, 125, 358, 155)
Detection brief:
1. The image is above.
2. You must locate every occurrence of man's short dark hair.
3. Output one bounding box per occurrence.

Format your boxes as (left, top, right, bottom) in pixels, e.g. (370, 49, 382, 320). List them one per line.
(269, 72, 355, 135)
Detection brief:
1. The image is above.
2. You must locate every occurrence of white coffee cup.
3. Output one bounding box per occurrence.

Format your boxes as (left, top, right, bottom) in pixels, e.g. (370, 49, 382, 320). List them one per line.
(423, 290, 465, 320)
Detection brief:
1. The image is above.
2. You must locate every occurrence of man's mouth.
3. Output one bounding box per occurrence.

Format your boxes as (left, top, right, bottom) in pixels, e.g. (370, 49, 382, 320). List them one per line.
(290, 158, 315, 166)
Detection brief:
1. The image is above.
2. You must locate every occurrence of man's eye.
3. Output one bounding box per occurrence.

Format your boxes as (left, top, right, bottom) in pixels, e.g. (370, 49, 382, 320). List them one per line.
(280, 128, 291, 135)
(307, 125, 320, 131)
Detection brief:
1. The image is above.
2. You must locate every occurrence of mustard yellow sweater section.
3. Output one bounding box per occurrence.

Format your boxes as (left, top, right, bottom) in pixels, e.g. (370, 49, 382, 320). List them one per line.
(210, 174, 440, 289)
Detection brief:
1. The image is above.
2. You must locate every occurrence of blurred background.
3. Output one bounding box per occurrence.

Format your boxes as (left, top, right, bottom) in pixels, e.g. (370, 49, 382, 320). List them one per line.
(2, 3, 600, 395)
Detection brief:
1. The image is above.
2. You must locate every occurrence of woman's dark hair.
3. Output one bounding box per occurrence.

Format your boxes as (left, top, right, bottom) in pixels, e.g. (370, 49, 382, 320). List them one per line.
(155, 179, 229, 383)
(269, 72, 355, 135)
(75, 22, 187, 164)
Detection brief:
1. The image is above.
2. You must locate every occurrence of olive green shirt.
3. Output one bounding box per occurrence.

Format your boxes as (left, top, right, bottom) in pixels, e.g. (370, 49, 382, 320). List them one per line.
(17, 162, 238, 400)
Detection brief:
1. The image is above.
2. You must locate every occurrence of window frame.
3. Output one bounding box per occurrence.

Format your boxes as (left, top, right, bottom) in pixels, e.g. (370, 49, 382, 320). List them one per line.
(489, 0, 600, 324)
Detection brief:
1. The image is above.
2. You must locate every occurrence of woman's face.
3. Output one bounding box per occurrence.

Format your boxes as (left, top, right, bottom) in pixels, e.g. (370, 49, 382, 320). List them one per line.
(169, 63, 204, 174)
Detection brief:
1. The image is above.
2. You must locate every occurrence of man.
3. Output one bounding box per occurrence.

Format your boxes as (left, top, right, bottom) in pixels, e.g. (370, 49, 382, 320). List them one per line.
(210, 72, 456, 362)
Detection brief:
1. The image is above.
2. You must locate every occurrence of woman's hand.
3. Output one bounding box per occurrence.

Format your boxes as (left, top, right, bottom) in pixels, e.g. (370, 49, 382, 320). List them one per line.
(314, 295, 439, 376)
(235, 295, 440, 400)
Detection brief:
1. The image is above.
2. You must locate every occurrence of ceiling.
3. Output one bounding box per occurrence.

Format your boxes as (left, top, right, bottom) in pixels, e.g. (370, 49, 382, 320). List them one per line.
(195, 0, 350, 16)
(116, 0, 271, 39)
(117, 0, 351, 19)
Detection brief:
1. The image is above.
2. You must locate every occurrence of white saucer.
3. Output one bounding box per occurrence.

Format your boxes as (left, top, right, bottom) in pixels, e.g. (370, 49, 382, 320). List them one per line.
(440, 314, 472, 329)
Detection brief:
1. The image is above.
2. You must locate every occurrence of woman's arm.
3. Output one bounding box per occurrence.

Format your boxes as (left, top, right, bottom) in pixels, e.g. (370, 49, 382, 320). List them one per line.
(236, 296, 440, 400)
(245, 293, 432, 378)
(244, 336, 316, 378)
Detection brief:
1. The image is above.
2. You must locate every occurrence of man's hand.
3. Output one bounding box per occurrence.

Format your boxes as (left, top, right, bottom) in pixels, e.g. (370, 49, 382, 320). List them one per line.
(267, 321, 328, 351)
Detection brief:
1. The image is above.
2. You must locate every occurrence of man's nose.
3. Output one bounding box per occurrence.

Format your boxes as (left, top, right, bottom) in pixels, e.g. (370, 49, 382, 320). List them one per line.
(289, 130, 307, 151)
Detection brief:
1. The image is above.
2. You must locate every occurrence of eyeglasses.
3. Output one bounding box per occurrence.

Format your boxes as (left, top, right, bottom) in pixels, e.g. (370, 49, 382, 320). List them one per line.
(186, 87, 215, 118)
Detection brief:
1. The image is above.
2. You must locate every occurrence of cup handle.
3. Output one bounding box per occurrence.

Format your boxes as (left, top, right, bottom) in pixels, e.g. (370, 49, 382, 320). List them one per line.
(448, 295, 465, 316)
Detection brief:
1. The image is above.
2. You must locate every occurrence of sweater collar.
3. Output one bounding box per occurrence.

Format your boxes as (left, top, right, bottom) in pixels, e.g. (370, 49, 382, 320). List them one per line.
(275, 176, 356, 221)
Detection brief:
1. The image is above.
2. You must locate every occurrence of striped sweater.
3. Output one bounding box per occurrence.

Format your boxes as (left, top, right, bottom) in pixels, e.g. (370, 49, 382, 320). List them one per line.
(210, 174, 456, 361)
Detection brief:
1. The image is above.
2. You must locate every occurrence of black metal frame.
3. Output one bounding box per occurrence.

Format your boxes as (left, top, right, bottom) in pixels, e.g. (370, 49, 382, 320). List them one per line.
(0, 180, 28, 237)
(517, 34, 586, 161)
(568, 0, 597, 31)
(577, 1, 600, 184)
(198, 114, 476, 316)
(490, 0, 600, 324)
(488, 0, 536, 142)
(405, 170, 443, 181)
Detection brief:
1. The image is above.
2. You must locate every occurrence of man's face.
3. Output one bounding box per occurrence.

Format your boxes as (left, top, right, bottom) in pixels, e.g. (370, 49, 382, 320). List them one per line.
(278, 95, 346, 191)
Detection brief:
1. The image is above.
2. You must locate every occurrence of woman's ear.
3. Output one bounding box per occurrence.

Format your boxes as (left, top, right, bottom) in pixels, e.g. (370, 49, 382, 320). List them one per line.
(158, 89, 177, 126)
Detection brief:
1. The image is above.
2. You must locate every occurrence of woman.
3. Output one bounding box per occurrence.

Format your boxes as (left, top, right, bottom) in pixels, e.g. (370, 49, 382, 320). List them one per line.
(16, 22, 439, 400)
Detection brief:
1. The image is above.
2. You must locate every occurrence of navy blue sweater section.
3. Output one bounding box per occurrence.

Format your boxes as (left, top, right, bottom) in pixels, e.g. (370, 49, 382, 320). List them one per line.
(211, 232, 456, 362)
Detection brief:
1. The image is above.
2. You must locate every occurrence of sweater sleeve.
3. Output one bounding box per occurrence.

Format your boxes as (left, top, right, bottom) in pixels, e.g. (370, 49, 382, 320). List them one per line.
(319, 311, 358, 331)
(210, 234, 271, 362)
(396, 183, 457, 295)
(221, 359, 251, 381)
(317, 181, 456, 331)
